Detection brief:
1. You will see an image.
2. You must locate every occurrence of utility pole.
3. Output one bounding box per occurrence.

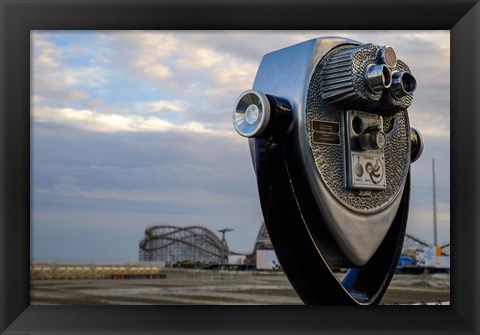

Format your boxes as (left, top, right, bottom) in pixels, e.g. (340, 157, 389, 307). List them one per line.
(218, 228, 234, 267)
(432, 158, 438, 247)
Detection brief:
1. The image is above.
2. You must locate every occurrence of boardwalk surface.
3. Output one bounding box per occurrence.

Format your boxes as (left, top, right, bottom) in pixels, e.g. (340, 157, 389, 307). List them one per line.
(31, 269, 450, 305)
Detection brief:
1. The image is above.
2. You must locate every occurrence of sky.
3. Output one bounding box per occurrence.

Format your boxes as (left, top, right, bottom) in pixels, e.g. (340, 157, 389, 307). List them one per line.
(31, 30, 450, 261)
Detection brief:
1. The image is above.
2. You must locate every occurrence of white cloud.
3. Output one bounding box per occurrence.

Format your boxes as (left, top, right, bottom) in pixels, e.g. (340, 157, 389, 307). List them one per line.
(175, 45, 224, 69)
(409, 109, 450, 139)
(208, 63, 256, 96)
(32, 32, 109, 109)
(125, 32, 178, 80)
(33, 106, 231, 136)
(65, 90, 89, 101)
(32, 35, 62, 70)
(35, 184, 248, 207)
(137, 62, 171, 79)
(62, 66, 107, 88)
(135, 100, 186, 113)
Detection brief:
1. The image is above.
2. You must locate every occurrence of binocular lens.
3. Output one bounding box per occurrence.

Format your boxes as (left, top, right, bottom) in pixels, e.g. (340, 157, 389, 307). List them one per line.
(391, 71, 417, 98)
(410, 127, 424, 163)
(233, 90, 271, 138)
(245, 104, 260, 124)
(365, 64, 392, 93)
(401, 72, 417, 93)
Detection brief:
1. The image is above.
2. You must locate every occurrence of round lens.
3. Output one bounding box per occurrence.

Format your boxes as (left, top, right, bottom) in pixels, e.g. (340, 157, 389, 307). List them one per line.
(245, 104, 260, 124)
(232, 90, 271, 138)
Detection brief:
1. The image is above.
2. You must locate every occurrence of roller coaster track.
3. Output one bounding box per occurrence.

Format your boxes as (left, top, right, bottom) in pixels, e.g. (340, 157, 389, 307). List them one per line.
(139, 225, 228, 263)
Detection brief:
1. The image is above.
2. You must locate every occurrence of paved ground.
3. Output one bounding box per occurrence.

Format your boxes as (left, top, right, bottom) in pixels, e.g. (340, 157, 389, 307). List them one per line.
(31, 269, 450, 305)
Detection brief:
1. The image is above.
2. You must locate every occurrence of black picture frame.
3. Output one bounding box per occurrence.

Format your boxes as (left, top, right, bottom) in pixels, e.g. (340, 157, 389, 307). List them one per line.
(1, 0, 479, 334)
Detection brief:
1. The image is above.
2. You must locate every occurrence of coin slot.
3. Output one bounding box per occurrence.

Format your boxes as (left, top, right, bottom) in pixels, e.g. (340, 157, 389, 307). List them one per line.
(352, 116, 363, 135)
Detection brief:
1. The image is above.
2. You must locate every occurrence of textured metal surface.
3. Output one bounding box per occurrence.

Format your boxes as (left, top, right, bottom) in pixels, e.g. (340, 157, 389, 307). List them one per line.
(320, 44, 414, 110)
(307, 45, 411, 213)
(321, 44, 383, 103)
(390, 60, 414, 108)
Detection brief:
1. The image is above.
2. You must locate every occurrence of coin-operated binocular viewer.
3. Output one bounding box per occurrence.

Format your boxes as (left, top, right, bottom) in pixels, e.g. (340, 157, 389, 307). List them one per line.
(233, 37, 424, 305)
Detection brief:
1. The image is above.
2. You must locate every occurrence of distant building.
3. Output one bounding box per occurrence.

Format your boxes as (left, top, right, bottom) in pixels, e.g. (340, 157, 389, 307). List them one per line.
(398, 233, 450, 272)
(249, 223, 280, 270)
(254, 222, 273, 250)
